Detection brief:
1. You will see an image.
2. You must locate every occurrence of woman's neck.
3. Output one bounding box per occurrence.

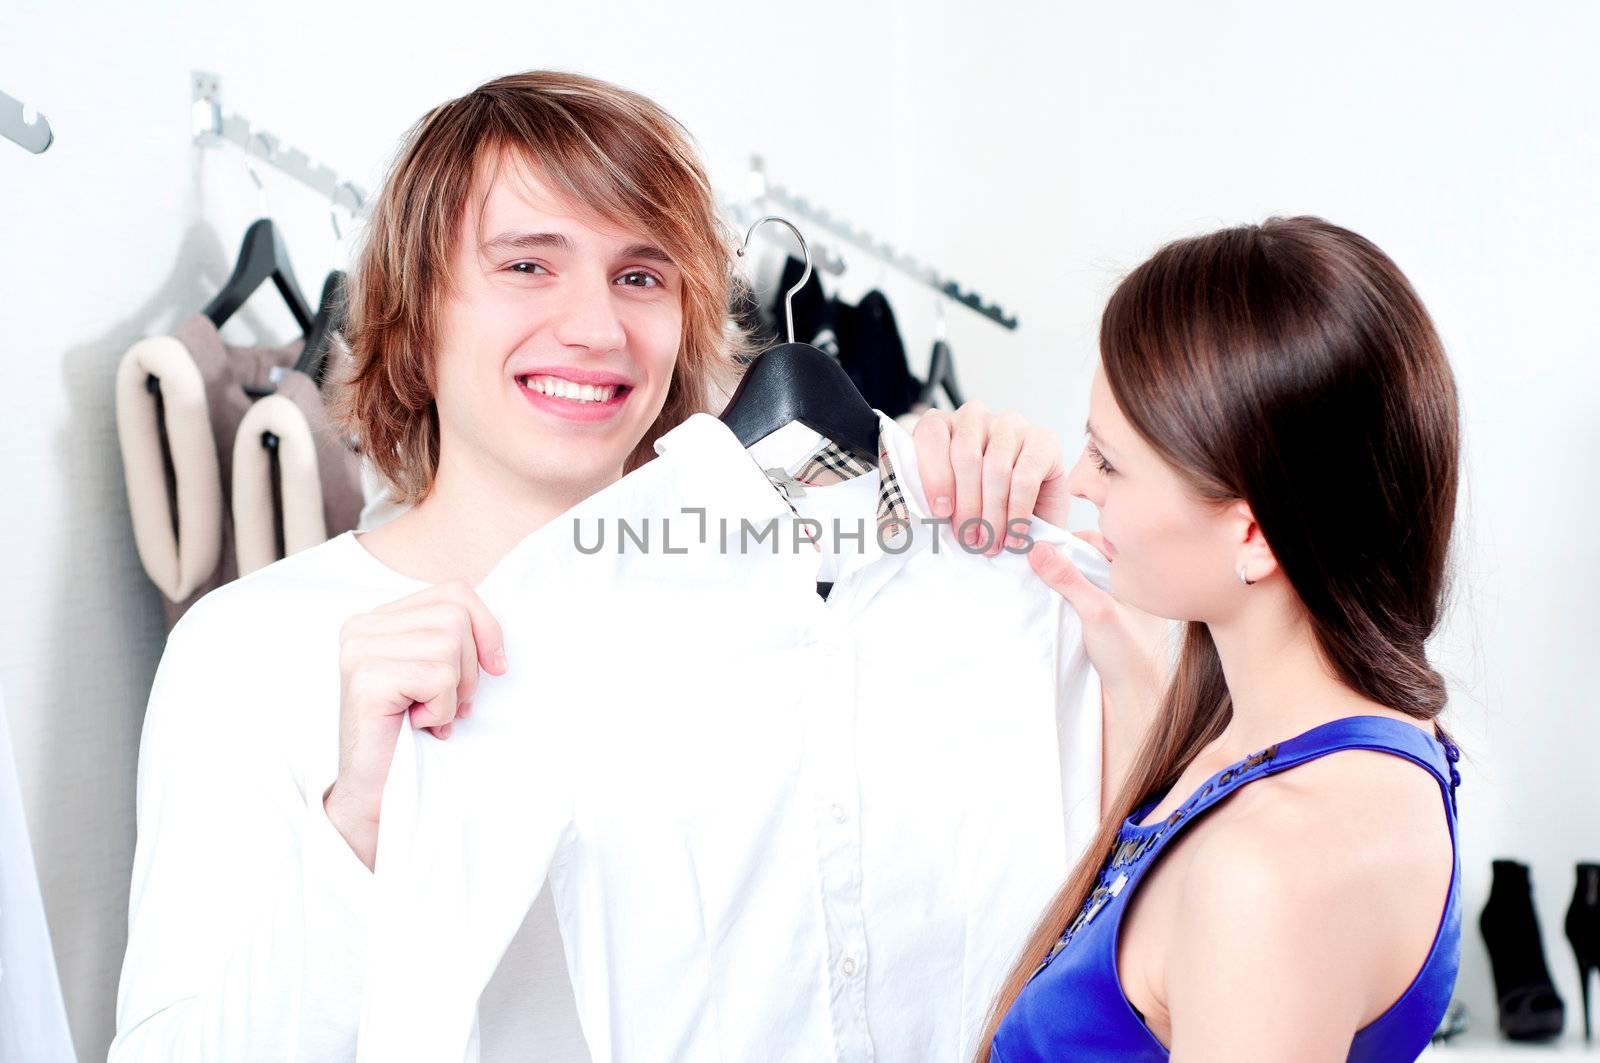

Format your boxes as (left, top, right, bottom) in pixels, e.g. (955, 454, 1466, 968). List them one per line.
(1205, 586, 1421, 758)
(363, 449, 621, 588)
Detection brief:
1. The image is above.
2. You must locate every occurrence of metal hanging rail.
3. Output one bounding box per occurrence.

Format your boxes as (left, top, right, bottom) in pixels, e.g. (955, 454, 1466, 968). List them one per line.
(748, 156, 1019, 331)
(1, 87, 53, 154)
(190, 71, 367, 215)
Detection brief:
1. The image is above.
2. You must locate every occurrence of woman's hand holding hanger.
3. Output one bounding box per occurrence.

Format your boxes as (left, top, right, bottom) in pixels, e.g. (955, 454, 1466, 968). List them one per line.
(913, 401, 1170, 805)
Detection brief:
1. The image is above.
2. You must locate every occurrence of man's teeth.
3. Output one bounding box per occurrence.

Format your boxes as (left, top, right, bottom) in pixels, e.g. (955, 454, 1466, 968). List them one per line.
(520, 375, 621, 404)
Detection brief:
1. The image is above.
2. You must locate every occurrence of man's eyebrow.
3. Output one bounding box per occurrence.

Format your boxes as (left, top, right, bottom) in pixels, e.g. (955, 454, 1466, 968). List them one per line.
(481, 231, 571, 255)
(620, 243, 675, 266)
(479, 232, 674, 267)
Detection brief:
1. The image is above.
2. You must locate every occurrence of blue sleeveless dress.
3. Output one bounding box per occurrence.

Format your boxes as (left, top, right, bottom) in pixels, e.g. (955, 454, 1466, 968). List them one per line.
(992, 715, 1462, 1062)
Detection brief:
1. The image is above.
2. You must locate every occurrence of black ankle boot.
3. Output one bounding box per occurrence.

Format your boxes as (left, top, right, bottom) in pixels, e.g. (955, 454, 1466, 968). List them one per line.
(1480, 859, 1565, 1041)
(1566, 863, 1600, 1044)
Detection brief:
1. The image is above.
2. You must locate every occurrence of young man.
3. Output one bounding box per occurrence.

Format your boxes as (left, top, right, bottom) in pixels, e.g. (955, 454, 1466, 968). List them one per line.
(112, 71, 1112, 1063)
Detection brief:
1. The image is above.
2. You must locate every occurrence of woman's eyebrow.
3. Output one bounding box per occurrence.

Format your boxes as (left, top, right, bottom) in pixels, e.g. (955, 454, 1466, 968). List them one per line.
(1085, 421, 1117, 456)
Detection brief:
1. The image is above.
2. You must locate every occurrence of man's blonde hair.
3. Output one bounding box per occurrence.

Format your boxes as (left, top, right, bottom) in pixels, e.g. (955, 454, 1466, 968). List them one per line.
(332, 70, 747, 504)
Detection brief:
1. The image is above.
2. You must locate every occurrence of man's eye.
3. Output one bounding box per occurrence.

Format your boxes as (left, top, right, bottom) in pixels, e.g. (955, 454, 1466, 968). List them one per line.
(509, 262, 549, 275)
(616, 271, 661, 288)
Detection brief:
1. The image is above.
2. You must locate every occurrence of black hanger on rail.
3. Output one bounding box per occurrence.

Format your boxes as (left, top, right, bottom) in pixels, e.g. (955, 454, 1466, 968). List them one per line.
(915, 299, 965, 408)
(720, 216, 880, 465)
(294, 270, 348, 388)
(918, 338, 964, 408)
(204, 217, 316, 335)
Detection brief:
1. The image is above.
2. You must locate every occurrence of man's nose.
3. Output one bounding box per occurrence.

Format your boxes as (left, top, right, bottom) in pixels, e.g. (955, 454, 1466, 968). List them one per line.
(552, 275, 626, 354)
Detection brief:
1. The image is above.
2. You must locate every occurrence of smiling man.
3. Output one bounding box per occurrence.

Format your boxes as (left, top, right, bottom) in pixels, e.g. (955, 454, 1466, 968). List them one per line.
(111, 71, 1096, 1063)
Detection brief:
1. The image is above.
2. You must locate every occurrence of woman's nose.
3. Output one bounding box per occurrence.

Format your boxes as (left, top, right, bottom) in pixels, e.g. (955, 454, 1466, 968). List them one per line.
(552, 277, 627, 354)
(1064, 447, 1105, 509)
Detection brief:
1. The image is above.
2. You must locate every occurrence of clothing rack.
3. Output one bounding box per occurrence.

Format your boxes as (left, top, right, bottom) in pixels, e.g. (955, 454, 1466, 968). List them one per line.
(747, 155, 1020, 332)
(1, 87, 53, 154)
(191, 71, 368, 215)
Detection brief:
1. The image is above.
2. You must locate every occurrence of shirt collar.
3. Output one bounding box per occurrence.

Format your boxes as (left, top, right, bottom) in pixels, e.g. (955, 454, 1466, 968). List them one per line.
(653, 410, 932, 562)
(780, 420, 913, 529)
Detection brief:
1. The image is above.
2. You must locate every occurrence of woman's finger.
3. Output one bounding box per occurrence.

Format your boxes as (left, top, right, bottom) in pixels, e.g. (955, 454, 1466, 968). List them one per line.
(979, 411, 1026, 557)
(912, 409, 956, 519)
(1021, 425, 1072, 529)
(1072, 528, 1113, 563)
(1028, 542, 1112, 626)
(948, 401, 990, 549)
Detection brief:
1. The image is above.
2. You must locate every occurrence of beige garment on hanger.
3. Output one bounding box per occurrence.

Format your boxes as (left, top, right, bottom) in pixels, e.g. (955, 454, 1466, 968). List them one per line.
(116, 313, 303, 629)
(232, 365, 363, 577)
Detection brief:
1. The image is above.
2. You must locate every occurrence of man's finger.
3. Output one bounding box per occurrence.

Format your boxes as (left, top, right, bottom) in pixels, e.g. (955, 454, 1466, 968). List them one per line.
(439, 581, 509, 675)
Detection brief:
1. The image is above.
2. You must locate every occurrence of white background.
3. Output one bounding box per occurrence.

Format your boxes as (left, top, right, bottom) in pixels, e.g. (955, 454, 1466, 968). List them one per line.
(1, 0, 1595, 1057)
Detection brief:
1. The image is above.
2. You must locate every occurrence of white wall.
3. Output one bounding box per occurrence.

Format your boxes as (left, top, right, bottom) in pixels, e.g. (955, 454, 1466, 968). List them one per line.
(2, 0, 1593, 1056)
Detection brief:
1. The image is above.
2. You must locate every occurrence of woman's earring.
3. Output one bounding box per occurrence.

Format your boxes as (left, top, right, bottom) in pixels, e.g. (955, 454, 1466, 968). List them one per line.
(1238, 566, 1256, 586)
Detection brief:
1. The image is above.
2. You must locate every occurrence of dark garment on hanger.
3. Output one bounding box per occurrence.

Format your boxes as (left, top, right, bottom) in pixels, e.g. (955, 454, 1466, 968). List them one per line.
(834, 290, 920, 419)
(729, 284, 768, 365)
(766, 259, 919, 416)
(773, 255, 837, 352)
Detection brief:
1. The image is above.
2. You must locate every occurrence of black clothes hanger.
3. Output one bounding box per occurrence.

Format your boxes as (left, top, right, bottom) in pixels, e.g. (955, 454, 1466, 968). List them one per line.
(294, 270, 348, 387)
(248, 271, 348, 543)
(722, 217, 879, 466)
(835, 290, 920, 419)
(204, 217, 316, 334)
(918, 338, 965, 408)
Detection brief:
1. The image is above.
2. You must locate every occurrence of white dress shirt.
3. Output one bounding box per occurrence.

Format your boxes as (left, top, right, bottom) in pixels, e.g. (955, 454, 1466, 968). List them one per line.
(110, 534, 590, 1063)
(358, 411, 1110, 1063)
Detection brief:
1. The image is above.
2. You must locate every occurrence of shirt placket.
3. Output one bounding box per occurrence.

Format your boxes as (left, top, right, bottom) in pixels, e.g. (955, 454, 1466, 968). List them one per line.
(757, 430, 909, 1061)
(801, 619, 874, 1062)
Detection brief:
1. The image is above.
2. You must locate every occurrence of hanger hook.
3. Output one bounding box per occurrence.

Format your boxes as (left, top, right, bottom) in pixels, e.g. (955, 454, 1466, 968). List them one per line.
(736, 215, 810, 344)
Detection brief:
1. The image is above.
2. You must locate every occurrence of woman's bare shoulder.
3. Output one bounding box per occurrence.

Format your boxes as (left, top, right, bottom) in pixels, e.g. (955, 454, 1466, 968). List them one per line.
(1165, 740, 1454, 1041)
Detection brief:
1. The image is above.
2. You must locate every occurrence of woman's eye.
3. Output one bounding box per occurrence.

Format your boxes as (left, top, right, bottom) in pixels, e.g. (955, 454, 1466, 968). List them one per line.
(1087, 442, 1114, 475)
(616, 270, 662, 288)
(509, 262, 549, 275)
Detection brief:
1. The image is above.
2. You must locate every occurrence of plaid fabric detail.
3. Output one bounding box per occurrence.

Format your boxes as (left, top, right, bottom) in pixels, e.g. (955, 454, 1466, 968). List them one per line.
(793, 443, 872, 485)
(786, 434, 910, 528)
(876, 443, 908, 526)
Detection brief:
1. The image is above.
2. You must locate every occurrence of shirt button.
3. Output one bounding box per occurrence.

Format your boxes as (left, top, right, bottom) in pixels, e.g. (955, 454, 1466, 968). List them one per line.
(830, 803, 848, 824)
(841, 956, 859, 977)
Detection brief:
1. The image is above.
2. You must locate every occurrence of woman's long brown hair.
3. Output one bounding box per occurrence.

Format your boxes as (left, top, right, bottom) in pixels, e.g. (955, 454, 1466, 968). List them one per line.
(976, 216, 1461, 1056)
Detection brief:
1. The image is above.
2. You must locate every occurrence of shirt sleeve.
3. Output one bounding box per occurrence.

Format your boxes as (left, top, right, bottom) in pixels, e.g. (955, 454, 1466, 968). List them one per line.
(109, 595, 373, 1063)
(357, 685, 576, 1063)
